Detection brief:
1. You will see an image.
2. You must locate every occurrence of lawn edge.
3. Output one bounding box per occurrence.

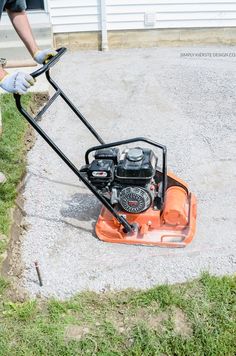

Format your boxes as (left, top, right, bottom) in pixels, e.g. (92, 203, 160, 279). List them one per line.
(0, 92, 49, 301)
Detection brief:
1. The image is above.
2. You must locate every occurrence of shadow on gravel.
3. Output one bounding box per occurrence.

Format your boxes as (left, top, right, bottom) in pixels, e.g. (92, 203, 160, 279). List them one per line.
(61, 192, 101, 222)
(26, 193, 101, 235)
(29, 172, 87, 190)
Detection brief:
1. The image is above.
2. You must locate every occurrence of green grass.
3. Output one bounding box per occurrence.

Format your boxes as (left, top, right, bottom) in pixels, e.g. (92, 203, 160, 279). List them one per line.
(0, 94, 31, 238)
(0, 94, 235, 355)
(0, 274, 235, 355)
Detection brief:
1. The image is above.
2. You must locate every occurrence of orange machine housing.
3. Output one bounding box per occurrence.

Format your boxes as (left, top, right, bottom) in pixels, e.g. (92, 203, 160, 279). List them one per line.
(96, 172, 197, 247)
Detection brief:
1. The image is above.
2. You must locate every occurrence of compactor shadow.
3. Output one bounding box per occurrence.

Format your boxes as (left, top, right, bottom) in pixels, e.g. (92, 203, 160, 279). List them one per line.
(27, 214, 96, 235)
(26, 193, 101, 236)
(61, 192, 101, 221)
(29, 172, 87, 190)
(60, 192, 102, 237)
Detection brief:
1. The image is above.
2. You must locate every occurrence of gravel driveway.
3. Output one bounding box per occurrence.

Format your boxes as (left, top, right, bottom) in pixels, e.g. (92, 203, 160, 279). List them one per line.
(21, 46, 236, 299)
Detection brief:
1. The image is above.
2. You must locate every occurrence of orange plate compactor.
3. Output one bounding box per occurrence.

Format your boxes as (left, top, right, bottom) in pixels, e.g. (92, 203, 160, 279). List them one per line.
(15, 48, 197, 248)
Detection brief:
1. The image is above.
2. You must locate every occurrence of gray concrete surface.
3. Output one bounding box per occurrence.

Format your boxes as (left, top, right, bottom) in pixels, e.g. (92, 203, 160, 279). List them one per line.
(0, 23, 52, 61)
(21, 46, 236, 299)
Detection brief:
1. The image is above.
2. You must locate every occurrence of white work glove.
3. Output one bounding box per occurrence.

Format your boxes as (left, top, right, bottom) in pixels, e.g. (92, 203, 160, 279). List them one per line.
(0, 72, 35, 95)
(33, 48, 57, 64)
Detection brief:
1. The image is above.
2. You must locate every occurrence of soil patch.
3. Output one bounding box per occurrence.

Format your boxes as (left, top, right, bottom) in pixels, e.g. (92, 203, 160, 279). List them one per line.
(64, 325, 90, 342)
(29, 92, 49, 118)
(172, 307, 193, 337)
(107, 302, 170, 334)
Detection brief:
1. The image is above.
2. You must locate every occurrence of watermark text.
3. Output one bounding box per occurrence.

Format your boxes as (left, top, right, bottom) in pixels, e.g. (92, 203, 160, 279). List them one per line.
(180, 52, 236, 58)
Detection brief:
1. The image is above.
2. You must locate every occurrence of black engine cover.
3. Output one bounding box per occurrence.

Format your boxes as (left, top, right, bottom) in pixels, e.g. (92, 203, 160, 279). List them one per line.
(88, 159, 114, 188)
(116, 147, 157, 185)
(95, 148, 119, 164)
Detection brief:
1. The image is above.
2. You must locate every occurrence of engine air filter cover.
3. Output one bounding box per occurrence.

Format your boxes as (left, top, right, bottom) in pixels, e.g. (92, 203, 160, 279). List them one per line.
(119, 186, 152, 213)
(127, 148, 144, 161)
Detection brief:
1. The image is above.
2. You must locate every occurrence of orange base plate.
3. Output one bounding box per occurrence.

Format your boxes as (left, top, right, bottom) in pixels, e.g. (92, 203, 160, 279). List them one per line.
(95, 194, 197, 248)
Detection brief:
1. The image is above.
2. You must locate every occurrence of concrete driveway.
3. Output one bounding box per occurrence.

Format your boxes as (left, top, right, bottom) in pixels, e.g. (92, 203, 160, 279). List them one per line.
(21, 46, 236, 299)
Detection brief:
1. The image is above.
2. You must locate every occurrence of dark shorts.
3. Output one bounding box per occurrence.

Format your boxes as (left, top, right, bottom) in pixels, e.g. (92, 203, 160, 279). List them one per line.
(0, 0, 26, 18)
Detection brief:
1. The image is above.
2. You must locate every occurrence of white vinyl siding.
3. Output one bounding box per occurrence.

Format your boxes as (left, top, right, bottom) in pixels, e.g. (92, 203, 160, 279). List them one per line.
(49, 0, 236, 34)
(49, 0, 100, 33)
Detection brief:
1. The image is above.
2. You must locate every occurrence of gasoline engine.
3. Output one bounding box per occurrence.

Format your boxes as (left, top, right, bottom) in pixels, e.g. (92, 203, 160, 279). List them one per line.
(84, 147, 160, 214)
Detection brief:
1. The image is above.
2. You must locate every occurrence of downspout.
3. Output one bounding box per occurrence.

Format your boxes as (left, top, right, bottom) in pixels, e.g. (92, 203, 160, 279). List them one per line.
(100, 0, 108, 51)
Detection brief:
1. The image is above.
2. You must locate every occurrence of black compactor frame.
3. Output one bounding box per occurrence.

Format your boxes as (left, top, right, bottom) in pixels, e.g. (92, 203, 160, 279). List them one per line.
(14, 48, 167, 234)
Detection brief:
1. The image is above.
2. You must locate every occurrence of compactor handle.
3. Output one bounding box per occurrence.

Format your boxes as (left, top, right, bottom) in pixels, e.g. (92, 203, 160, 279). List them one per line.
(30, 47, 67, 79)
(13, 47, 67, 122)
(14, 46, 104, 143)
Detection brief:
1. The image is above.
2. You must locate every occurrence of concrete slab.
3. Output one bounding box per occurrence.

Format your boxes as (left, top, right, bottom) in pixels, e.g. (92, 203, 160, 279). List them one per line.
(0, 23, 52, 61)
(20, 46, 236, 299)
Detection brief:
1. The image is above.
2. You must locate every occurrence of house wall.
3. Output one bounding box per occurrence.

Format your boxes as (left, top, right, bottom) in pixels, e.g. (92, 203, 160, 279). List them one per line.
(49, 0, 236, 34)
(49, 0, 100, 33)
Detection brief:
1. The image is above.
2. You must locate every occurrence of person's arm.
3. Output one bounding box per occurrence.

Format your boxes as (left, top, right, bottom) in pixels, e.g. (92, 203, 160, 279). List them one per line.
(7, 9, 57, 64)
(6, 10, 39, 57)
(0, 9, 35, 93)
(0, 6, 56, 94)
(0, 11, 35, 94)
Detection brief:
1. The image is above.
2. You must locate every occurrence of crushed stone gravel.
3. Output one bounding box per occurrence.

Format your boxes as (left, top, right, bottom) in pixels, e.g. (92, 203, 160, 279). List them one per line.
(20, 46, 236, 299)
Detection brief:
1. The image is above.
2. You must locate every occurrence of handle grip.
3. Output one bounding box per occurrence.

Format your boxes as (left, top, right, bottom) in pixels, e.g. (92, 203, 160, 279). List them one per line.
(30, 47, 67, 79)
(14, 47, 67, 121)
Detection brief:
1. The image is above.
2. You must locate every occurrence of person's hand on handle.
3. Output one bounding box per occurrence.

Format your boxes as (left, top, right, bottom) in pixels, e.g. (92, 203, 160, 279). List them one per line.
(33, 48, 57, 64)
(0, 71, 35, 95)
